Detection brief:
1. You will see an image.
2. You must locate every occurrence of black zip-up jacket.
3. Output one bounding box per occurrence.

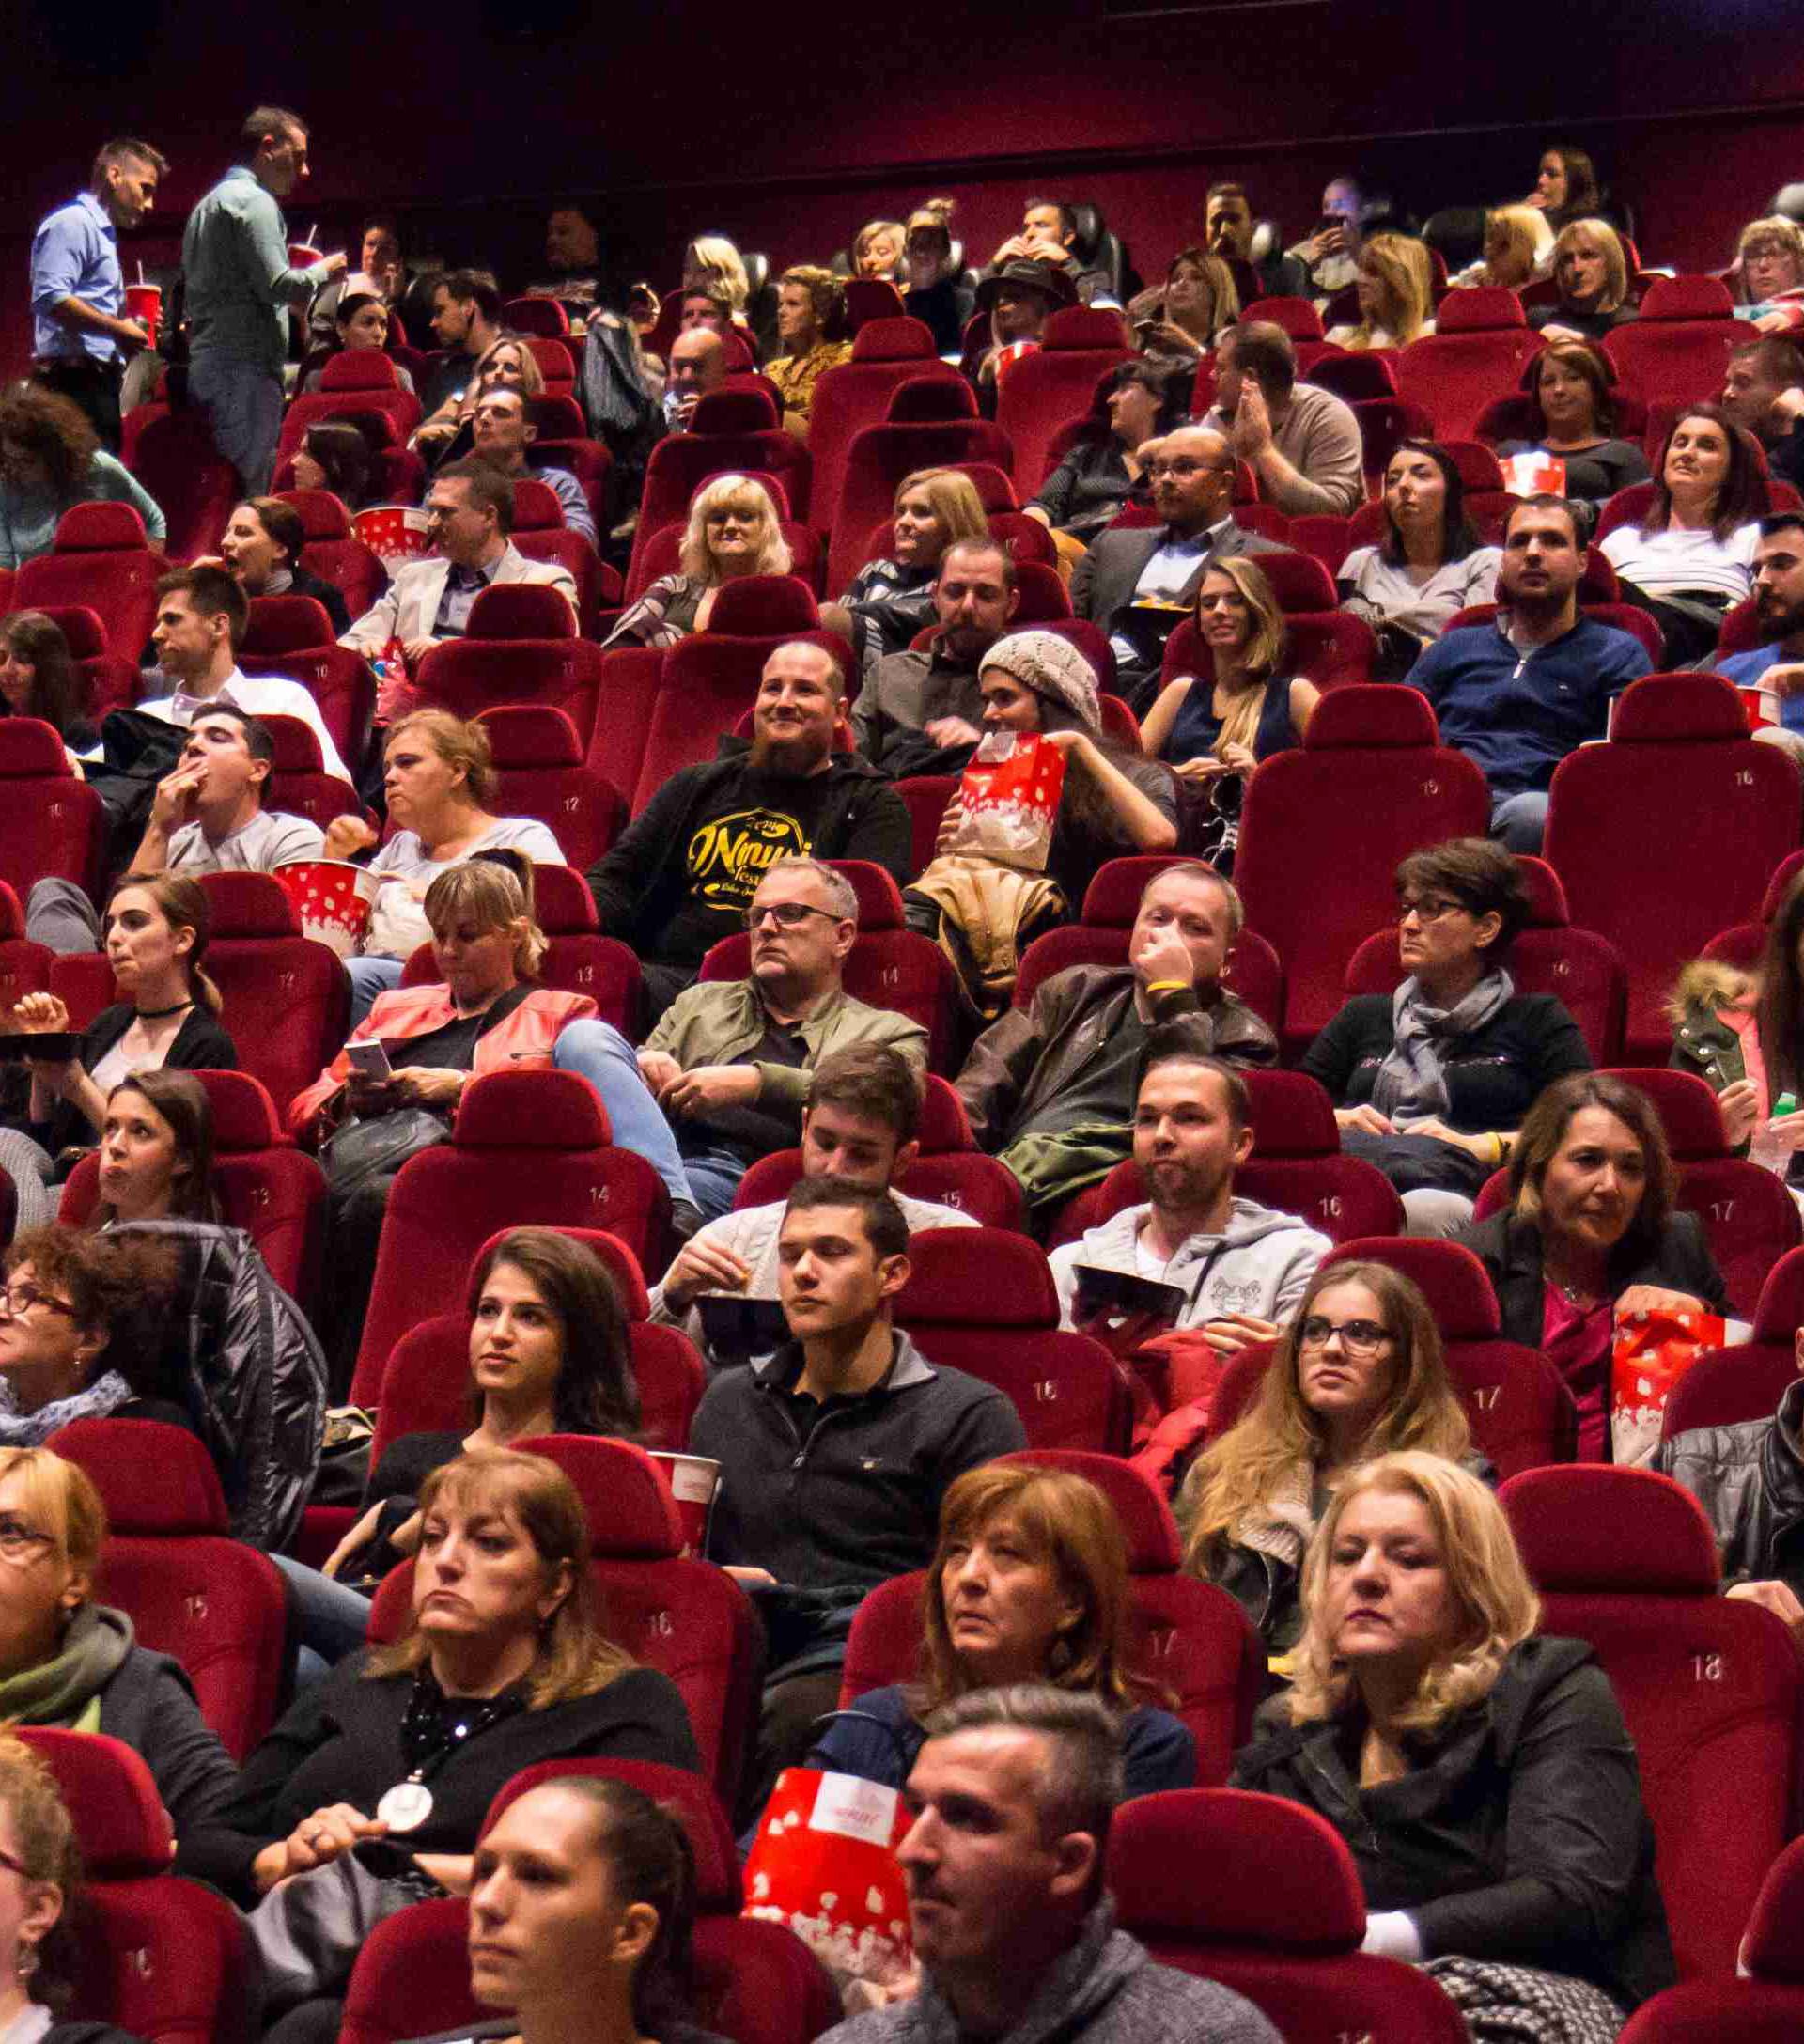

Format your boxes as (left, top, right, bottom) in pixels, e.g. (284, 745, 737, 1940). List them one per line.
(1233, 1637, 1676, 2008)
(1653, 1376, 1804, 1595)
(1458, 1210, 1730, 1351)
(1300, 991, 1592, 1133)
(584, 738, 912, 968)
(690, 1331, 1026, 1596)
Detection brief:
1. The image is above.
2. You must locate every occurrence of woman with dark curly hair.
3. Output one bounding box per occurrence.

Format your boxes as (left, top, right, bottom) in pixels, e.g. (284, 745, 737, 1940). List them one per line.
(0, 382, 164, 569)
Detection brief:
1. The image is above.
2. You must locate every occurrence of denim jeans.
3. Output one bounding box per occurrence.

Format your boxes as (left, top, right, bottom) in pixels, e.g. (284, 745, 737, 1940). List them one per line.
(552, 1020, 693, 1211)
(270, 1552, 374, 1691)
(188, 350, 285, 495)
(346, 956, 405, 1032)
(1489, 790, 1550, 854)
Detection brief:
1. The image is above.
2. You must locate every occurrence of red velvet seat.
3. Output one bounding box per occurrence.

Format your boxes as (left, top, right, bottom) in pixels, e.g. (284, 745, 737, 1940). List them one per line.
(630, 407, 813, 593)
(698, 858, 962, 1075)
(413, 601, 604, 749)
(0, 716, 106, 897)
(1501, 1463, 1803, 1976)
(16, 504, 166, 663)
(829, 417, 1017, 593)
(1243, 295, 1325, 340)
(996, 304, 1132, 500)
(1236, 685, 1490, 1056)
(586, 645, 666, 824)
(731, 1074, 1026, 1230)
(894, 772, 959, 878)
(125, 408, 238, 561)
(350, 1070, 671, 1405)
(0, 878, 54, 1009)
(236, 596, 377, 778)
(44, 1421, 288, 1760)
(275, 486, 387, 620)
(1661, 1244, 1804, 1441)
(1620, 1835, 1804, 2037)
(277, 384, 422, 458)
(1604, 276, 1744, 409)
(808, 318, 966, 537)
(894, 1226, 1131, 1451)
(1347, 394, 1437, 487)
(1343, 853, 1627, 1065)
(840, 1446, 1263, 1784)
(1545, 676, 1799, 1064)
(259, 710, 363, 831)
(59, 1067, 327, 1305)
(502, 293, 568, 335)
(16, 1727, 254, 2044)
(368, 1438, 760, 1807)
(1305, 351, 1399, 402)
(475, 703, 627, 870)
(1394, 302, 1544, 440)
(1110, 1789, 1468, 2042)
(1050, 1069, 1405, 1253)
(317, 350, 402, 391)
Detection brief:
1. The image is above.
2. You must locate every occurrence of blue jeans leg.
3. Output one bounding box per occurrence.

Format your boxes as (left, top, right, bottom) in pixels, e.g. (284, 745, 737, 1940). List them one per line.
(552, 1020, 694, 1210)
(1490, 790, 1550, 855)
(346, 955, 404, 1031)
(679, 1143, 750, 1223)
(271, 1553, 374, 1689)
(188, 351, 284, 495)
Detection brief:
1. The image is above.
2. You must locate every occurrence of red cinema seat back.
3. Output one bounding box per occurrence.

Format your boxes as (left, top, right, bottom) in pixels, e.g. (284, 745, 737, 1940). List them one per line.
(18, 1727, 254, 2044)
(1393, 319, 1545, 441)
(258, 710, 363, 832)
(586, 646, 664, 824)
(1235, 686, 1490, 1055)
(235, 634, 376, 780)
(1344, 854, 1627, 1065)
(1110, 1789, 1468, 2042)
(277, 486, 387, 620)
(476, 703, 627, 870)
(1501, 1463, 1802, 1977)
(414, 627, 603, 750)
(996, 304, 1132, 500)
(127, 409, 238, 561)
(44, 1420, 288, 1760)
(349, 1071, 670, 1406)
(1661, 1244, 1804, 1441)
(828, 418, 1017, 593)
(277, 385, 422, 458)
(16, 512, 164, 664)
(26, 601, 140, 717)
(894, 1227, 1132, 1451)
(0, 879, 54, 1010)
(0, 718, 106, 896)
(1604, 277, 1744, 410)
(808, 319, 962, 535)
(1545, 677, 1799, 1064)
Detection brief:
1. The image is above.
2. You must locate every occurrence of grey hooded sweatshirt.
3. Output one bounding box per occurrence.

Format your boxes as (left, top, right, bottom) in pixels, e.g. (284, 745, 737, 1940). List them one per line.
(1049, 1196, 1331, 1333)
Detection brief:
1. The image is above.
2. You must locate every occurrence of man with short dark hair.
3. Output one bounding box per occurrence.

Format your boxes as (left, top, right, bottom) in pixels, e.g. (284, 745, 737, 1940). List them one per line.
(1204, 181, 1308, 301)
(822, 1683, 1278, 2044)
(1205, 321, 1362, 515)
(662, 325, 728, 433)
(1721, 336, 1804, 492)
(30, 137, 169, 447)
(469, 385, 596, 544)
(420, 269, 505, 415)
(338, 456, 577, 665)
(182, 107, 346, 493)
(650, 1041, 975, 1353)
(957, 863, 1278, 1219)
(853, 538, 1021, 774)
(140, 563, 349, 782)
(1720, 512, 1804, 771)
(1408, 493, 1654, 851)
(1286, 174, 1366, 302)
(988, 197, 1114, 305)
(692, 1176, 1027, 1818)
(587, 640, 911, 1013)
(1071, 423, 1291, 710)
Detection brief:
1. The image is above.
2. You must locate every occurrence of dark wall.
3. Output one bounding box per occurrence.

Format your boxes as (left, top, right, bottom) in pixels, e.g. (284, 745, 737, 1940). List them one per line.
(6, 0, 1804, 369)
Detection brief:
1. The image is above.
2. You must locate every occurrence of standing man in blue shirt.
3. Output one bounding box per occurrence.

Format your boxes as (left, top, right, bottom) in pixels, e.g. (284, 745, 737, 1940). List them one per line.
(181, 106, 344, 495)
(30, 137, 168, 450)
(1409, 493, 1654, 852)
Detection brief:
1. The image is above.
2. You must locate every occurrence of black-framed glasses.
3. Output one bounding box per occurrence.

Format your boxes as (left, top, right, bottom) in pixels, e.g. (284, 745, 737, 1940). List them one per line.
(0, 1515, 54, 1566)
(1299, 1317, 1394, 1359)
(743, 901, 841, 933)
(1396, 896, 1469, 926)
(0, 1848, 27, 1877)
(0, 1284, 76, 1322)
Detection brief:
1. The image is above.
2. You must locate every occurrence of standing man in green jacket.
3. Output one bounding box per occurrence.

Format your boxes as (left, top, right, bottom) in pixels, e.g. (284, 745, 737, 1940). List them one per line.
(182, 106, 344, 493)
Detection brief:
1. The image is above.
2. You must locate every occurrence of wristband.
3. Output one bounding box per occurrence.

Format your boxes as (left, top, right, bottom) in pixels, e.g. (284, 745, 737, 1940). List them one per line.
(1143, 980, 1191, 995)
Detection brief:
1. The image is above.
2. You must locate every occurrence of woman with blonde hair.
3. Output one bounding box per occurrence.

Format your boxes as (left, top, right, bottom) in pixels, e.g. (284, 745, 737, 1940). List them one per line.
(1141, 557, 1316, 869)
(1534, 219, 1639, 342)
(823, 466, 988, 675)
(684, 234, 752, 315)
(325, 709, 567, 1024)
(1329, 231, 1434, 350)
(852, 219, 907, 283)
(1450, 205, 1546, 294)
(410, 336, 546, 462)
(1235, 1450, 1675, 2020)
(1734, 214, 1804, 335)
(808, 1459, 1195, 1802)
(601, 473, 792, 651)
(1177, 1261, 1470, 1654)
(1129, 245, 1241, 359)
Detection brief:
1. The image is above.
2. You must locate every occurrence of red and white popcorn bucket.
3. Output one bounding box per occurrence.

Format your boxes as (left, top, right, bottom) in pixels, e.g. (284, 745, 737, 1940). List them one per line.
(992, 338, 1040, 387)
(647, 1452, 721, 1559)
(273, 860, 381, 960)
(743, 1767, 913, 1987)
(1500, 451, 1567, 498)
(352, 506, 433, 572)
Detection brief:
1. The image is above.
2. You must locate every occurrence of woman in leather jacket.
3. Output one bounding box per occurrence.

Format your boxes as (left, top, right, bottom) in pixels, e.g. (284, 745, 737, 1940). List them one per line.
(1176, 1260, 1471, 1660)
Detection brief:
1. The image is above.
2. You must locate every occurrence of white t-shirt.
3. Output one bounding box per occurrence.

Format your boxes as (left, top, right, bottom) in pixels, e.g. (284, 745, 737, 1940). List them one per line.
(363, 816, 566, 960)
(1598, 521, 1761, 604)
(139, 667, 351, 785)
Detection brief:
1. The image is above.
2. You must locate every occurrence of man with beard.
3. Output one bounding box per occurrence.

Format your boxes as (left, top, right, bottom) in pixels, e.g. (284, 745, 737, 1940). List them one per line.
(852, 539, 1022, 774)
(1721, 336, 1804, 493)
(1203, 180, 1309, 301)
(1721, 512, 1804, 771)
(587, 640, 911, 1017)
(1070, 424, 1292, 710)
(1050, 1054, 1327, 1352)
(1408, 494, 1652, 851)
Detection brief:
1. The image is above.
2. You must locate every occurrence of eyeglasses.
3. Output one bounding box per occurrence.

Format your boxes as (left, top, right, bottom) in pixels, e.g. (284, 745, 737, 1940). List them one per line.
(0, 1284, 75, 1321)
(1299, 1317, 1394, 1358)
(743, 901, 841, 932)
(1147, 459, 1230, 482)
(0, 1516, 54, 1567)
(1396, 896, 1469, 925)
(0, 1849, 28, 1878)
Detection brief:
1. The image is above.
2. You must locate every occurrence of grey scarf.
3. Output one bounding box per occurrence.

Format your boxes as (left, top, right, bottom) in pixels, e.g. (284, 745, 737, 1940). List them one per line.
(0, 1368, 132, 1447)
(1370, 969, 1515, 1125)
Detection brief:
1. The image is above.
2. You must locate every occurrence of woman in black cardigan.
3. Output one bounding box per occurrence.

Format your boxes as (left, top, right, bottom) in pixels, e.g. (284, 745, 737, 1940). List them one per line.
(12, 872, 235, 1168)
(1301, 839, 1592, 1238)
(1459, 1069, 1727, 1459)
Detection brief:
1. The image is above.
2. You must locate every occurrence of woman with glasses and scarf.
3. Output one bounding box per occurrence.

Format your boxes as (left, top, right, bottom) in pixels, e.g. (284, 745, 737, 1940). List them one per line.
(1300, 839, 1592, 1237)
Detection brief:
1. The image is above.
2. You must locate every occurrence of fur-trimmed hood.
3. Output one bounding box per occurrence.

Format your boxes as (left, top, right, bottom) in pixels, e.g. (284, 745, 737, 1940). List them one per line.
(1665, 959, 1755, 1031)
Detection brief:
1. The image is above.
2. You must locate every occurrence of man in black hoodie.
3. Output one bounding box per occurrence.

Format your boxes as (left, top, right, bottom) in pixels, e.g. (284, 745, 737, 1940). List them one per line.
(586, 639, 912, 1017)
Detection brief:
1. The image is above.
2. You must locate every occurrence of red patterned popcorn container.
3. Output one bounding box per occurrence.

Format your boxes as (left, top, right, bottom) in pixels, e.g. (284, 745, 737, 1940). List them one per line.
(743, 1766, 913, 1989)
(352, 506, 433, 571)
(273, 861, 381, 960)
(647, 1452, 721, 1559)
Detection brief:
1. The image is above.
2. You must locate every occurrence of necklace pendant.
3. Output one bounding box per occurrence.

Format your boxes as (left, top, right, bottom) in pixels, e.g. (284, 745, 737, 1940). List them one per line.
(378, 1780, 435, 1833)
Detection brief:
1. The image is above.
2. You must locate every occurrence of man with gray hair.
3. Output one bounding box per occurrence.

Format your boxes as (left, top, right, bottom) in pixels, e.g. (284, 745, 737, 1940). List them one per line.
(822, 1683, 1278, 2044)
